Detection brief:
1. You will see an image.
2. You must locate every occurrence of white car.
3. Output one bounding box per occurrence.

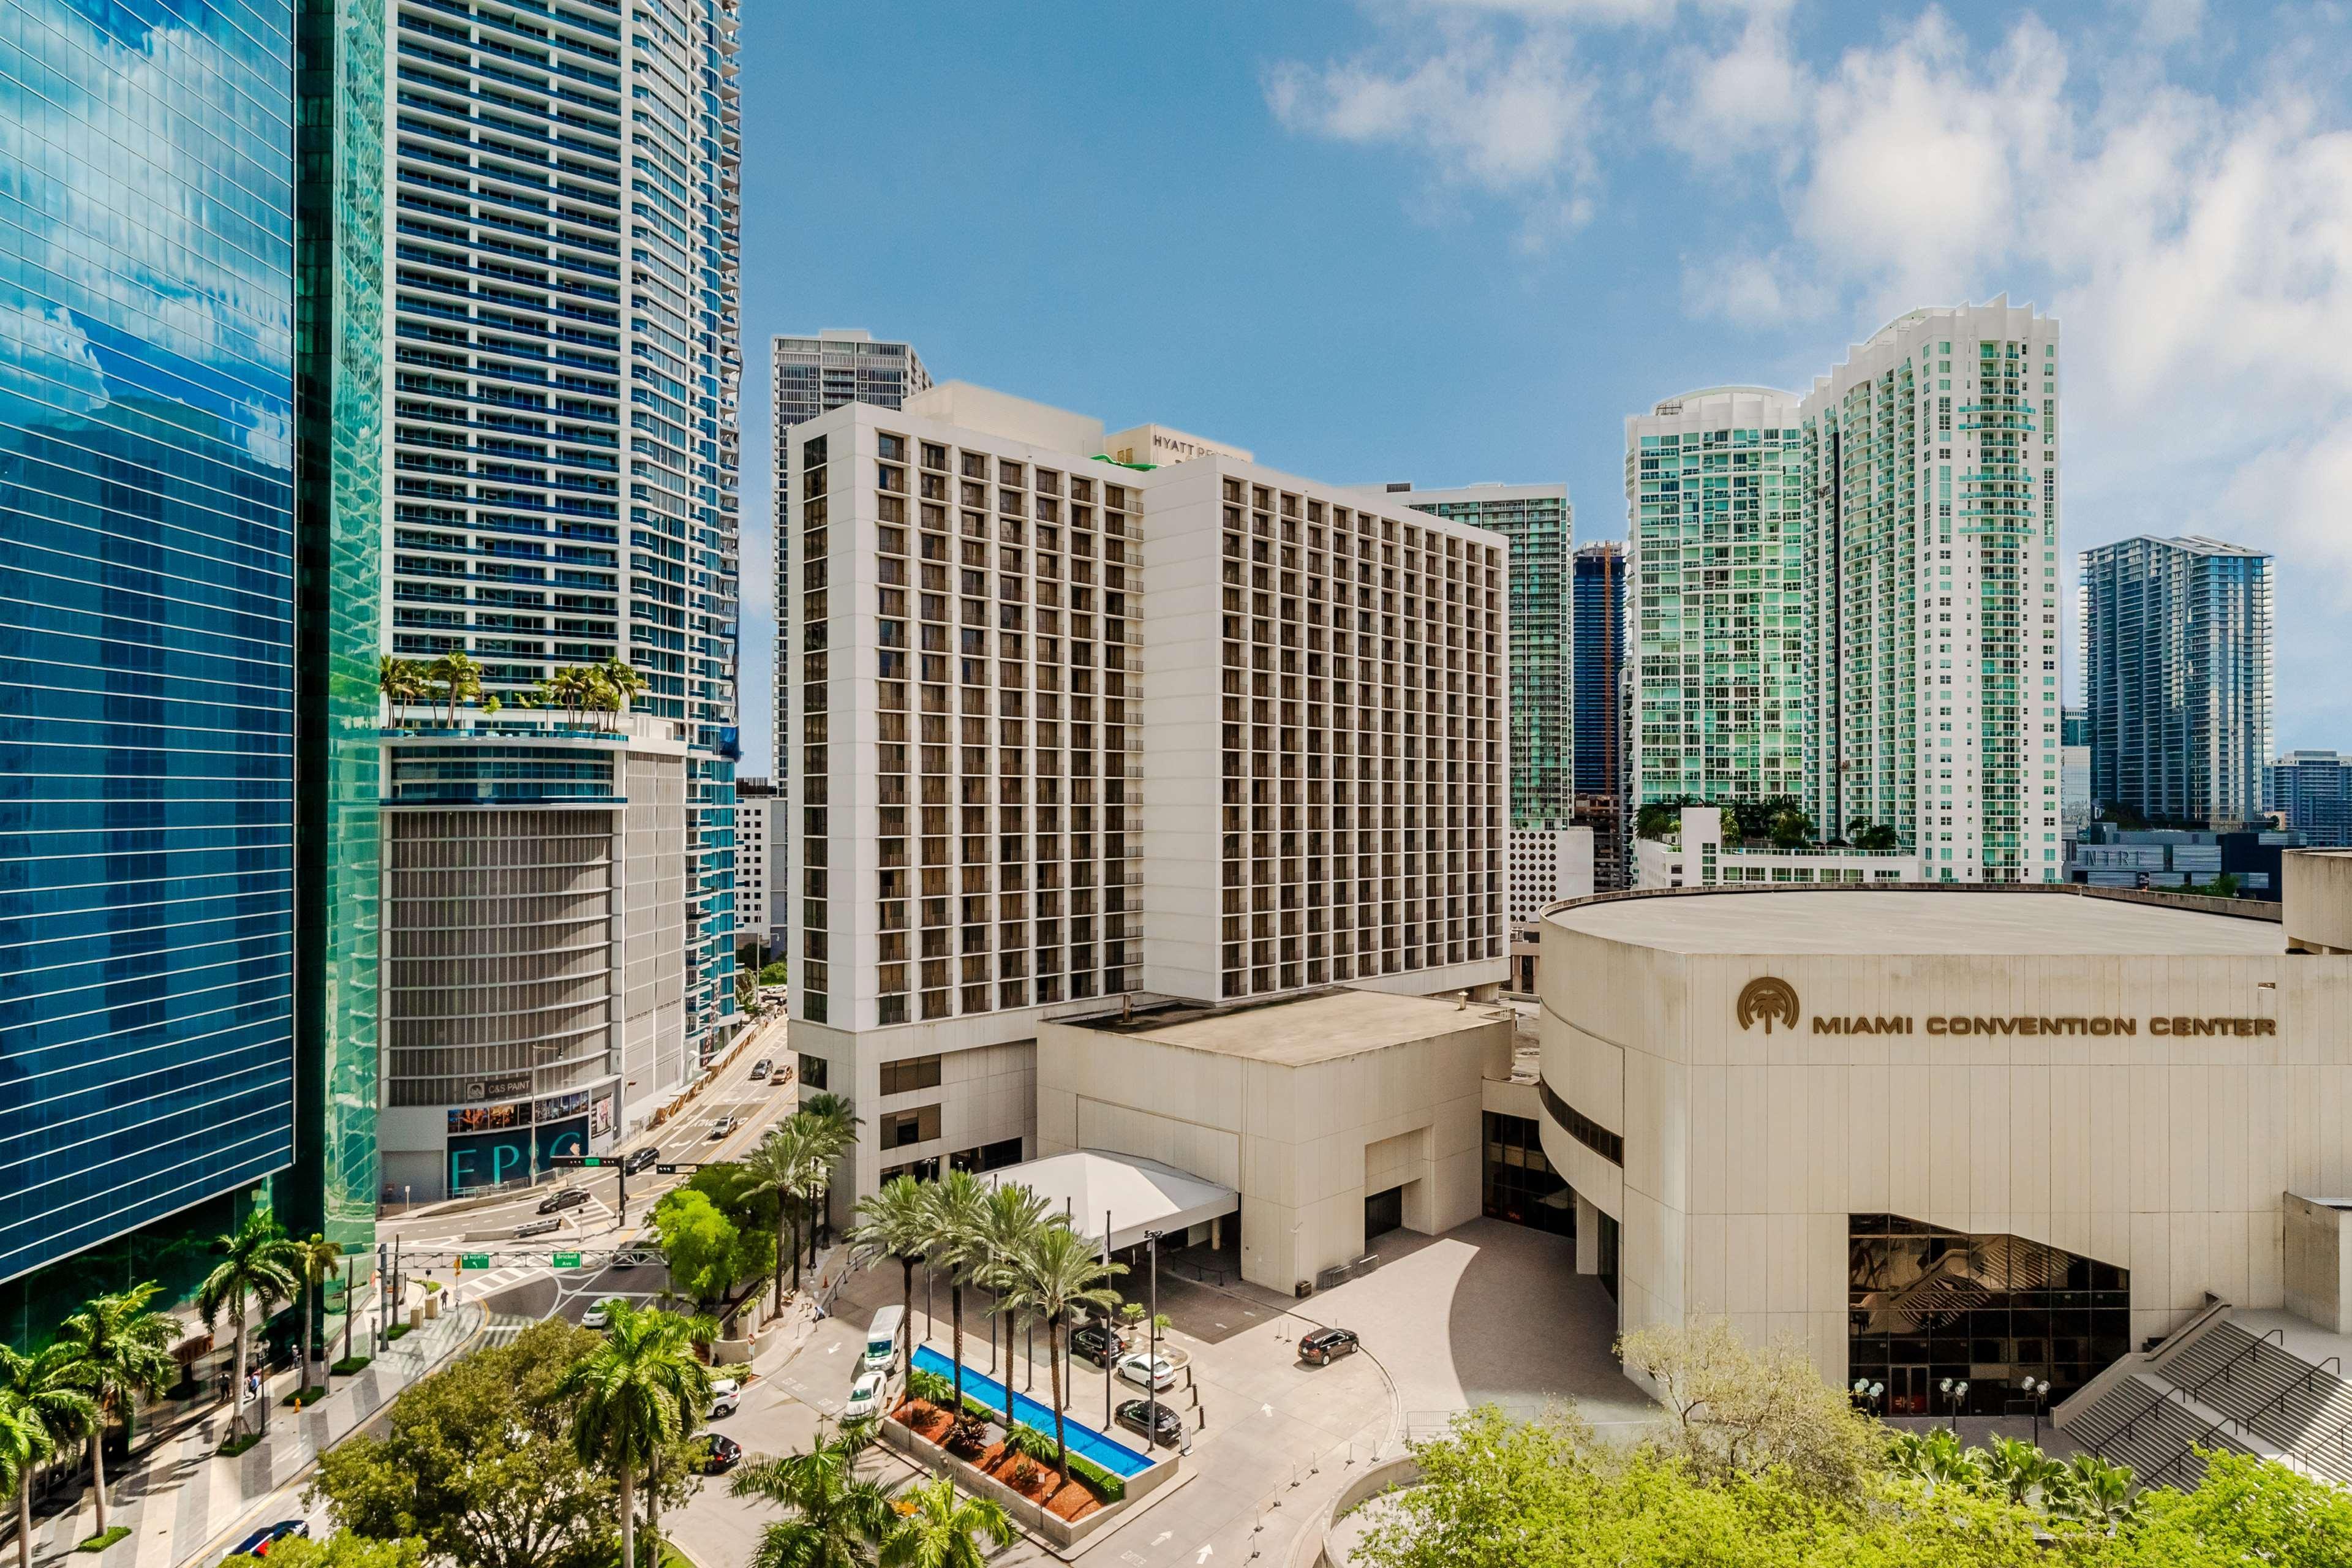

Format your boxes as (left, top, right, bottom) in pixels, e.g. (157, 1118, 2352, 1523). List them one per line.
(708, 1376, 742, 1419)
(842, 1370, 888, 1420)
(1115, 1352, 1178, 1392)
(581, 1298, 622, 1330)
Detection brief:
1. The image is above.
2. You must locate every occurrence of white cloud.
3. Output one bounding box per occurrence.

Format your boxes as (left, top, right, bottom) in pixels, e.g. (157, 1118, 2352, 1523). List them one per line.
(1267, 27, 1599, 212)
(1268, 0, 2352, 743)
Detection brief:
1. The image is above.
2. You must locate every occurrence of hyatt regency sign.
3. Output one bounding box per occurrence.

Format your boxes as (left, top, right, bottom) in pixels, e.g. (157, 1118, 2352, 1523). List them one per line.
(1734, 978, 2276, 1039)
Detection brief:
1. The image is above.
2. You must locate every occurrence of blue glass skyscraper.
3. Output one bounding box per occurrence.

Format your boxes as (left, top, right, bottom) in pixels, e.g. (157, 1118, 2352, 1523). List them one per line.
(1572, 543, 1625, 799)
(1, 0, 380, 1324)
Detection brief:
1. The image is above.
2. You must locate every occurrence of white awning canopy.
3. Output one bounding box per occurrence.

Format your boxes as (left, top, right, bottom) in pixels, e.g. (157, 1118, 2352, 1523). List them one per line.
(984, 1150, 1238, 1255)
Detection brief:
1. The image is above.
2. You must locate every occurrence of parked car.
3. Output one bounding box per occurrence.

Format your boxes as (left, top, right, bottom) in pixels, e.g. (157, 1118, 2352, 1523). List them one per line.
(1115, 1398, 1186, 1449)
(537, 1186, 590, 1215)
(750, 1058, 772, 1080)
(622, 1146, 659, 1175)
(842, 1369, 888, 1420)
(1298, 1327, 1360, 1366)
(699, 1433, 742, 1474)
(706, 1116, 734, 1141)
(581, 1297, 622, 1329)
(1115, 1352, 1178, 1392)
(515, 1217, 562, 1238)
(1071, 1321, 1128, 1366)
(709, 1376, 742, 1418)
(227, 1521, 308, 1562)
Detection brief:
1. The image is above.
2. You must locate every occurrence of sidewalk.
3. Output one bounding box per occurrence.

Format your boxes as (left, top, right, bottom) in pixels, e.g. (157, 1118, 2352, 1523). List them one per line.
(23, 1300, 484, 1568)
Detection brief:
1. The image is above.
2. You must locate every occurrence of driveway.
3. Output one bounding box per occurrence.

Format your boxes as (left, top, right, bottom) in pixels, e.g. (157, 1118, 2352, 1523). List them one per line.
(668, 1214, 1646, 1567)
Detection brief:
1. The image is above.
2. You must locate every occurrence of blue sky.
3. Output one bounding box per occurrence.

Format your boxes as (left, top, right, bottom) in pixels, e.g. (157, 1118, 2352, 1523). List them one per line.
(736, 0, 2352, 772)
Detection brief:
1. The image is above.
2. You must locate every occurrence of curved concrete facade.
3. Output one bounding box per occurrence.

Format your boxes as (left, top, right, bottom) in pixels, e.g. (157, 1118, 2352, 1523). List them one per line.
(1536, 883, 2352, 1400)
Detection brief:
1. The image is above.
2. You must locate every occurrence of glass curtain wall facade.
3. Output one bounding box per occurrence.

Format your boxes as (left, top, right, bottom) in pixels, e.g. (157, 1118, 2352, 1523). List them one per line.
(2081, 535, 2273, 831)
(2267, 751, 2352, 848)
(1623, 388, 1806, 812)
(1849, 1212, 2130, 1416)
(1, 0, 300, 1290)
(383, 0, 742, 1057)
(290, 0, 387, 1250)
(1396, 484, 1572, 829)
(1571, 543, 1624, 799)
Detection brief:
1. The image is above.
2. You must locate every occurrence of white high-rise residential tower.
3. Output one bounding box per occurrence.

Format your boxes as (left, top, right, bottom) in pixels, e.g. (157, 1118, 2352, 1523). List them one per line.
(782, 383, 1509, 1202)
(376, 0, 744, 1193)
(1800, 298, 2064, 882)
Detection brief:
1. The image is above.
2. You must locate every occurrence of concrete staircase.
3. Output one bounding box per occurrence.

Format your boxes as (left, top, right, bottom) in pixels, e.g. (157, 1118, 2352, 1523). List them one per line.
(2056, 1306, 2352, 1491)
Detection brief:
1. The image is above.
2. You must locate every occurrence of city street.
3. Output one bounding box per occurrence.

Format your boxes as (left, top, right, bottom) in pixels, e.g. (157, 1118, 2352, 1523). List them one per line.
(381, 1012, 798, 1311)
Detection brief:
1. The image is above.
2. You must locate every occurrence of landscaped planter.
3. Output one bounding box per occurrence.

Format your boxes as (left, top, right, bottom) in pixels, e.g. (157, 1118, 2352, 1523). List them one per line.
(881, 1399, 1179, 1551)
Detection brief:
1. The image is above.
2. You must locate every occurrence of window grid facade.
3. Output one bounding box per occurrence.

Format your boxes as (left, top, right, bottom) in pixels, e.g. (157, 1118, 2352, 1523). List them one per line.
(1215, 484, 1507, 998)
(1390, 485, 1570, 829)
(2082, 535, 2273, 831)
(1802, 302, 2064, 883)
(1624, 388, 1807, 812)
(383, 0, 739, 1054)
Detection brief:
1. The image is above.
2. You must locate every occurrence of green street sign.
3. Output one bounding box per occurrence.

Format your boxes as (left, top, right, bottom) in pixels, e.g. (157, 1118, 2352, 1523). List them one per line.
(459, 1253, 491, 1269)
(552, 1251, 582, 1268)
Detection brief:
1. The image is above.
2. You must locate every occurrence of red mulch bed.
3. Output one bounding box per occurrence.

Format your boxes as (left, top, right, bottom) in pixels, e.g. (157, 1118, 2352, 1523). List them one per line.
(889, 1399, 1104, 1521)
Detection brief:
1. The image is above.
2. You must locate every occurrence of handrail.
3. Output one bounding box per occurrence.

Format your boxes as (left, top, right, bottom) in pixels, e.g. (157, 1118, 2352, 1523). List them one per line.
(2178, 1326, 2285, 1404)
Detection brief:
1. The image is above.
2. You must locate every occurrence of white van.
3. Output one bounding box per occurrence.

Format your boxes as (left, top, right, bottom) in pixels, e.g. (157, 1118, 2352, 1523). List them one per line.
(863, 1305, 905, 1373)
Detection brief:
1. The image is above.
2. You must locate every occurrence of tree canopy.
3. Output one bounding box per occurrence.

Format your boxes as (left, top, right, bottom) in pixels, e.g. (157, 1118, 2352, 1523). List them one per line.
(309, 1319, 695, 1568)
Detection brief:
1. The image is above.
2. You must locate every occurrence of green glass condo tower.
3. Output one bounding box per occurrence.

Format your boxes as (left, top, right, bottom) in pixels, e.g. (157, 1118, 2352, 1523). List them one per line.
(1622, 387, 1807, 813)
(1376, 482, 1575, 829)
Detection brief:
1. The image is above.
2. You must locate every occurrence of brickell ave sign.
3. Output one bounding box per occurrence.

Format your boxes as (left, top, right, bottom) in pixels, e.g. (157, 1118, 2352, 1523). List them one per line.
(1734, 977, 2277, 1039)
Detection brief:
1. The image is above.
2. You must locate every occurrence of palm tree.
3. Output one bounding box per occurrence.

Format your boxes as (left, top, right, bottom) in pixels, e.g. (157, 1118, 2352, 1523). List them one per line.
(797, 1094, 861, 1264)
(1978, 1434, 2068, 1509)
(291, 1234, 344, 1401)
(424, 649, 483, 725)
(879, 1475, 1014, 1568)
(2056, 1451, 2139, 1527)
(741, 1120, 824, 1313)
(0, 1346, 97, 1568)
(919, 1171, 993, 1414)
(558, 1301, 710, 1568)
(197, 1210, 300, 1439)
(972, 1183, 1053, 1393)
(55, 1283, 178, 1535)
(729, 1421, 895, 1568)
(1003, 1224, 1125, 1483)
(847, 1177, 930, 1363)
(600, 657, 646, 712)
(377, 654, 428, 709)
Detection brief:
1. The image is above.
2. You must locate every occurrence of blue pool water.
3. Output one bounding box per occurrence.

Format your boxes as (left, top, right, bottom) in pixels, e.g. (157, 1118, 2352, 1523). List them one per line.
(910, 1343, 1155, 1477)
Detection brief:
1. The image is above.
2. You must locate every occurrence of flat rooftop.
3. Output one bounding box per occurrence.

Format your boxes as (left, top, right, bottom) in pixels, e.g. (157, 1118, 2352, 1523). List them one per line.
(1545, 886, 2285, 957)
(1063, 986, 1501, 1066)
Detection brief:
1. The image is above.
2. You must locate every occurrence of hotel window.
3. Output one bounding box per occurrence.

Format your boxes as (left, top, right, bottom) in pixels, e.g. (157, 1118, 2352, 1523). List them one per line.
(880, 1055, 943, 1095)
(880, 1105, 941, 1148)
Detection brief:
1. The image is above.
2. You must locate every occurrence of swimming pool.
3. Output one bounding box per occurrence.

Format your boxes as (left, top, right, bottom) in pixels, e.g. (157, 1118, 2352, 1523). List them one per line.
(909, 1343, 1155, 1477)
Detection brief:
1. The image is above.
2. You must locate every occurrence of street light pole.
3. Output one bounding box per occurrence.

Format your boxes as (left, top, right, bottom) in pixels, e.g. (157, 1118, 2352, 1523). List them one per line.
(1145, 1228, 1163, 1449)
(2020, 1376, 2051, 1446)
(1939, 1377, 1969, 1435)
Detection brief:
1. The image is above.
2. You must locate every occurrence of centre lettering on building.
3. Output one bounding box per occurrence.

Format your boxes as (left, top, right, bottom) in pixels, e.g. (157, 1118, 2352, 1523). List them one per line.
(1734, 977, 2275, 1038)
(1804, 1014, 2278, 1038)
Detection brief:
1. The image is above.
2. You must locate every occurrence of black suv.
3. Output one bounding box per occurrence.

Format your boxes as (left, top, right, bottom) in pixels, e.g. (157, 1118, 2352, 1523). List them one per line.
(1071, 1321, 1128, 1366)
(1115, 1398, 1186, 1449)
(622, 1147, 658, 1175)
(1298, 1327, 1360, 1366)
(537, 1186, 590, 1215)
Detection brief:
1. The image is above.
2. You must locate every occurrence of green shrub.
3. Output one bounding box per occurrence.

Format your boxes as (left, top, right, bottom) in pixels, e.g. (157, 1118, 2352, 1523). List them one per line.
(906, 1366, 955, 1406)
(331, 1355, 372, 1376)
(77, 1527, 131, 1553)
(1003, 1422, 1058, 1463)
(1067, 1451, 1128, 1502)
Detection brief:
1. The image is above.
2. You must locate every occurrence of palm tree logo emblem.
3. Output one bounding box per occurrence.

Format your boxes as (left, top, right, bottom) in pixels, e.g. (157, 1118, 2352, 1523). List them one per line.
(1736, 977, 1801, 1033)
